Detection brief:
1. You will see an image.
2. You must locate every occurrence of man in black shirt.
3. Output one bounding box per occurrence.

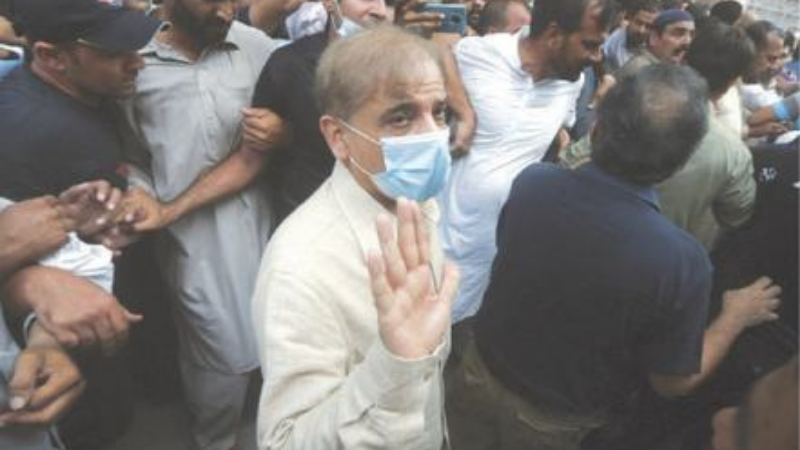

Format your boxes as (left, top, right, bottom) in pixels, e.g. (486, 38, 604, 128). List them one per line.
(0, 1, 162, 448)
(253, 0, 475, 222)
(0, 0, 160, 202)
(446, 64, 783, 450)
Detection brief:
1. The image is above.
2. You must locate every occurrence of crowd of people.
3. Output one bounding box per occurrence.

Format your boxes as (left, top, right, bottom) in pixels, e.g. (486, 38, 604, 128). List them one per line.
(0, 0, 797, 449)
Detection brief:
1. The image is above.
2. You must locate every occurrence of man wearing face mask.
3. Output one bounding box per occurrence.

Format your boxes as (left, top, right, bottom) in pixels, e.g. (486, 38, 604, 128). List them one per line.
(251, 0, 391, 222)
(252, 0, 474, 223)
(251, 26, 460, 450)
(119, 0, 285, 449)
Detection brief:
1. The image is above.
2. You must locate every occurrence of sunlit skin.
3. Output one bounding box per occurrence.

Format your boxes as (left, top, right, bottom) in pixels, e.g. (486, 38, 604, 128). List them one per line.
(649, 20, 694, 64)
(321, 60, 448, 209)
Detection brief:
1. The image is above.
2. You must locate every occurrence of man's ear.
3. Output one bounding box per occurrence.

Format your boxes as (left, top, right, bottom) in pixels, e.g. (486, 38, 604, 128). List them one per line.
(32, 42, 69, 73)
(543, 22, 564, 50)
(320, 115, 349, 160)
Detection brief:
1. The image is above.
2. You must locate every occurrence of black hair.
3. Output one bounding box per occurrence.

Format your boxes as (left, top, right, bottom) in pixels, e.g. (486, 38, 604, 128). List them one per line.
(529, 0, 615, 38)
(623, 0, 660, 15)
(744, 20, 784, 51)
(686, 17, 755, 97)
(592, 63, 709, 185)
(477, 0, 529, 35)
(709, 0, 742, 25)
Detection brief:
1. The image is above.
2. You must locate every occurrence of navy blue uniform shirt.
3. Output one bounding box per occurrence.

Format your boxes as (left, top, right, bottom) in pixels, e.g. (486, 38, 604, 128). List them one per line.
(475, 162, 713, 416)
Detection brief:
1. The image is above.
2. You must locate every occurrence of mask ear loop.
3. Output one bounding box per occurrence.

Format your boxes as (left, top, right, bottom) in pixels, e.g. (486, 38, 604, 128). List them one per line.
(338, 119, 383, 176)
(332, 0, 346, 30)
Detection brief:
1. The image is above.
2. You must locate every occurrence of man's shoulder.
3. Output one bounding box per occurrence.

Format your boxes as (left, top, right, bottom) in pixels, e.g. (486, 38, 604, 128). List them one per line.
(455, 32, 517, 68)
(616, 51, 655, 79)
(0, 72, 93, 146)
(262, 182, 352, 270)
(228, 21, 277, 61)
(514, 163, 573, 193)
(230, 20, 274, 48)
(263, 32, 324, 72)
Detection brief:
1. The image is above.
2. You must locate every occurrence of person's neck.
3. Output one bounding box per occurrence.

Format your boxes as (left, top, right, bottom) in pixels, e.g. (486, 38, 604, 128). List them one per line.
(157, 25, 205, 61)
(518, 37, 553, 81)
(30, 61, 100, 107)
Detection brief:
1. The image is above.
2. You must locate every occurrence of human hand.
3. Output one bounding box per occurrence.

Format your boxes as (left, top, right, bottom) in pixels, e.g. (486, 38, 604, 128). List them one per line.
(5, 266, 142, 354)
(368, 198, 459, 360)
(0, 324, 85, 427)
(119, 187, 173, 233)
(721, 276, 781, 330)
(0, 197, 70, 273)
(0, 16, 25, 46)
(241, 107, 288, 153)
(394, 0, 444, 36)
(748, 121, 789, 139)
(58, 180, 124, 241)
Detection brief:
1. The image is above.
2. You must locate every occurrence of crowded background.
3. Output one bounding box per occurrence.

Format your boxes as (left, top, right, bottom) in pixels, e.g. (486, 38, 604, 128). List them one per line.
(0, 0, 797, 449)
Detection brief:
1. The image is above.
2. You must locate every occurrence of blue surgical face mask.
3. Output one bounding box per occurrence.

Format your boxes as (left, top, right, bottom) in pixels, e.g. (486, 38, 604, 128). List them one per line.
(0, 45, 23, 80)
(332, 0, 365, 37)
(341, 120, 452, 202)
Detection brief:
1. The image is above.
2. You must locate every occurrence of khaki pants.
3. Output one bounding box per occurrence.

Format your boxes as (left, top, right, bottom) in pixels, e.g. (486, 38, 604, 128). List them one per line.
(445, 329, 607, 450)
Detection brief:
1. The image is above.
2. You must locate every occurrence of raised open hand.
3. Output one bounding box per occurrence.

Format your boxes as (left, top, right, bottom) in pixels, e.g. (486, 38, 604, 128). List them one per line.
(368, 198, 459, 360)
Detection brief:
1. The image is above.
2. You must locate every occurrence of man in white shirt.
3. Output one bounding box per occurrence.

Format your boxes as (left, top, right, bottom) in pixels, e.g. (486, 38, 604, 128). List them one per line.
(251, 26, 459, 450)
(438, 0, 614, 324)
(740, 20, 787, 140)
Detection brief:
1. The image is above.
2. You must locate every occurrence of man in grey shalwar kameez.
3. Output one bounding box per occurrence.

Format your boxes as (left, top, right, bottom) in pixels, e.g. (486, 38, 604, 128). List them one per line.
(120, 0, 285, 448)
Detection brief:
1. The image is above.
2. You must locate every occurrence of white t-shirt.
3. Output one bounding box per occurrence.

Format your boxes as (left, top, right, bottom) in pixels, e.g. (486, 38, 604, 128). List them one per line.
(740, 82, 782, 113)
(439, 29, 583, 322)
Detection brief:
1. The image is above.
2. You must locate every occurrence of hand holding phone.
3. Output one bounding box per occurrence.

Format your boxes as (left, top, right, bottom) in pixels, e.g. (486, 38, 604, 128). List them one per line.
(421, 3, 467, 35)
(394, 0, 444, 36)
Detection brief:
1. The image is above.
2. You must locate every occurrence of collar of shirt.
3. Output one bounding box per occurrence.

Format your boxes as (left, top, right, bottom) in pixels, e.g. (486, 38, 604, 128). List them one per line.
(328, 161, 441, 261)
(139, 21, 242, 63)
(579, 161, 661, 210)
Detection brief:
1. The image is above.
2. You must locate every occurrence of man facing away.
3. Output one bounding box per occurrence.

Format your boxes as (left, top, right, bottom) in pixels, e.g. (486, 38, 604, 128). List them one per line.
(446, 64, 781, 450)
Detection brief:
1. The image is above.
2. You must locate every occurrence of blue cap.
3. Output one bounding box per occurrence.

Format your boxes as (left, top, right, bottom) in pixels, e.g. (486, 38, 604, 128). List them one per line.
(653, 9, 694, 31)
(14, 0, 162, 52)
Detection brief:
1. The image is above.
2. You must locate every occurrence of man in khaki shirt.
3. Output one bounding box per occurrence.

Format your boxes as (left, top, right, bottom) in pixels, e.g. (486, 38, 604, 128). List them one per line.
(251, 26, 459, 450)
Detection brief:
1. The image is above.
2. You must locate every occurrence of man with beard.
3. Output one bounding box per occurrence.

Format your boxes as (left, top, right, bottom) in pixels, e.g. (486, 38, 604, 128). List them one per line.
(120, 0, 285, 449)
(602, 0, 661, 73)
(617, 8, 694, 78)
(740, 21, 786, 116)
(438, 0, 614, 326)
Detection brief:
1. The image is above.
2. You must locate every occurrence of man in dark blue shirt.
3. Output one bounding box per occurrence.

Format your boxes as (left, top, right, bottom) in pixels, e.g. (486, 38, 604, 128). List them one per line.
(0, 0, 160, 202)
(446, 64, 783, 450)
